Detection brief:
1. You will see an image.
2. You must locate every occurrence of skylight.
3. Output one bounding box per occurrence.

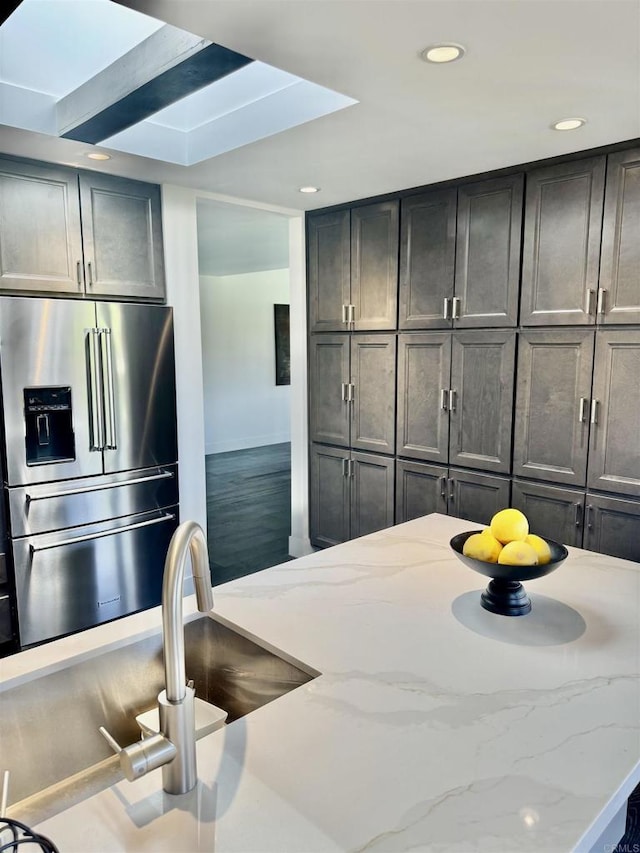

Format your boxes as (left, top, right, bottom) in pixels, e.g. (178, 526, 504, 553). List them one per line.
(0, 0, 357, 166)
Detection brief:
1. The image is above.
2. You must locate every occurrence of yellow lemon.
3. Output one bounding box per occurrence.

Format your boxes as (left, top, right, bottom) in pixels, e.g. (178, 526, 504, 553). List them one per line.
(462, 532, 503, 563)
(490, 508, 529, 544)
(524, 534, 552, 565)
(497, 541, 538, 566)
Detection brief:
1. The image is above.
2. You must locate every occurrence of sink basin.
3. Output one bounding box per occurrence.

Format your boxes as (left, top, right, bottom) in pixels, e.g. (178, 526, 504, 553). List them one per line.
(1, 614, 317, 823)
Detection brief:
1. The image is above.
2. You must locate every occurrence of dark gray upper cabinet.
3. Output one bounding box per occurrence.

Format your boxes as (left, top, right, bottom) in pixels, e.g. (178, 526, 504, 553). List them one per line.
(521, 156, 605, 326)
(79, 173, 165, 301)
(584, 493, 640, 562)
(0, 158, 165, 301)
(399, 189, 456, 329)
(307, 209, 350, 332)
(396, 332, 450, 463)
(351, 452, 395, 539)
(599, 148, 640, 325)
(588, 331, 640, 496)
(513, 330, 594, 486)
(511, 480, 585, 548)
(351, 202, 399, 330)
(308, 335, 350, 447)
(449, 468, 511, 527)
(0, 158, 83, 296)
(395, 460, 448, 523)
(454, 174, 523, 328)
(449, 330, 515, 473)
(309, 444, 350, 548)
(351, 335, 396, 454)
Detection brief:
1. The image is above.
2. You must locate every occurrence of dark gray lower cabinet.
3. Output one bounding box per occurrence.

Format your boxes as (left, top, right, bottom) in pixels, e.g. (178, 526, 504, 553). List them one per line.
(395, 460, 509, 526)
(584, 493, 640, 562)
(310, 445, 394, 547)
(511, 479, 585, 547)
(588, 331, 640, 497)
(513, 330, 594, 486)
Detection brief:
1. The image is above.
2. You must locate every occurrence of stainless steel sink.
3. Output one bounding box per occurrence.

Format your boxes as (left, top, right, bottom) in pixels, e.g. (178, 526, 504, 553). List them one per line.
(1, 614, 317, 823)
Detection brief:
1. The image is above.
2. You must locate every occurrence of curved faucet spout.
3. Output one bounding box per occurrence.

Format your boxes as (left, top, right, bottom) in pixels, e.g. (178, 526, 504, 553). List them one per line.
(162, 521, 214, 703)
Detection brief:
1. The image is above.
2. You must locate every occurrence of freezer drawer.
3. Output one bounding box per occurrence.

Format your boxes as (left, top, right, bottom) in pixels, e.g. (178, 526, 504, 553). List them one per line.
(13, 507, 178, 647)
(8, 465, 178, 537)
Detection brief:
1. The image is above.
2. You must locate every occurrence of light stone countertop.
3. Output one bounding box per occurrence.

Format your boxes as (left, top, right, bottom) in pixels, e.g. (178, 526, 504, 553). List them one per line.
(2, 513, 639, 852)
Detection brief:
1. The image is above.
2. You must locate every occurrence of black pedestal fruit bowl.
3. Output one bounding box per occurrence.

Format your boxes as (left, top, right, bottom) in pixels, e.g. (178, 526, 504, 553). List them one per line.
(449, 530, 568, 616)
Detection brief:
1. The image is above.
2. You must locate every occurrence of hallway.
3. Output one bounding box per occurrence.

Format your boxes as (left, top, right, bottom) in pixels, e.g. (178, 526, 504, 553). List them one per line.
(205, 442, 292, 585)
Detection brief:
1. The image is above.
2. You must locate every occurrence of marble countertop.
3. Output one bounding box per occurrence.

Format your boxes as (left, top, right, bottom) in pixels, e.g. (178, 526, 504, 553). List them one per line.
(2, 513, 640, 852)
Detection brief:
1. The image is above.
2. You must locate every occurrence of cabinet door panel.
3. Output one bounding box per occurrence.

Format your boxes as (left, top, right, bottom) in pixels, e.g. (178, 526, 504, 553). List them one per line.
(521, 157, 605, 326)
(308, 210, 350, 332)
(584, 494, 640, 562)
(395, 460, 448, 523)
(396, 333, 450, 463)
(511, 480, 584, 548)
(351, 202, 398, 330)
(449, 331, 515, 473)
(309, 445, 350, 548)
(351, 334, 396, 454)
(309, 335, 350, 447)
(455, 174, 523, 328)
(399, 190, 456, 329)
(449, 468, 511, 526)
(79, 173, 165, 301)
(0, 158, 83, 295)
(513, 330, 594, 486)
(588, 332, 640, 496)
(351, 452, 394, 539)
(599, 148, 640, 325)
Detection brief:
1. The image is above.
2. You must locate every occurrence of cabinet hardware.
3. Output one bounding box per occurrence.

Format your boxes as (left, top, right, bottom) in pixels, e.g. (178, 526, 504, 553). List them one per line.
(585, 289, 596, 316)
(439, 476, 447, 498)
(341, 383, 348, 401)
(590, 399, 599, 425)
(347, 383, 355, 403)
(575, 503, 582, 528)
(597, 288, 606, 315)
(586, 504, 593, 530)
(342, 305, 348, 324)
(578, 397, 588, 423)
(440, 389, 448, 411)
(443, 297, 451, 320)
(452, 297, 461, 319)
(448, 478, 455, 501)
(87, 261, 94, 287)
(76, 261, 82, 288)
(448, 389, 457, 413)
(348, 304, 356, 326)
(349, 458, 355, 478)
(342, 458, 349, 477)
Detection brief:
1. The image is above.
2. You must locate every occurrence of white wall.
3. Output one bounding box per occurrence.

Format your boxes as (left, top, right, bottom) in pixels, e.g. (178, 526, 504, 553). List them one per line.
(200, 269, 291, 455)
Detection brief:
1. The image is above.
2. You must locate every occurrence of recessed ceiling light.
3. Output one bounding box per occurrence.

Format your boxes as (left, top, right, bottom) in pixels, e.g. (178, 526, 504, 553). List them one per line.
(86, 152, 111, 160)
(299, 186, 320, 193)
(551, 118, 586, 131)
(421, 43, 465, 64)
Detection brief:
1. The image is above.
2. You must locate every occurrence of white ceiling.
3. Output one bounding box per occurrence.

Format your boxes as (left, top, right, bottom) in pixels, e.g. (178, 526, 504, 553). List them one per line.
(0, 0, 638, 213)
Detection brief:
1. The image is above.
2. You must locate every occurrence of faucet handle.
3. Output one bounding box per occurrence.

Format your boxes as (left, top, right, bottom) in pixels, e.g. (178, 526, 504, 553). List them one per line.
(99, 726, 177, 782)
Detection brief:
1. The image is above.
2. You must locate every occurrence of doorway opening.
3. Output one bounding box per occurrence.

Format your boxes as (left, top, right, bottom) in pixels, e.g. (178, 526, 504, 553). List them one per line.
(197, 199, 293, 584)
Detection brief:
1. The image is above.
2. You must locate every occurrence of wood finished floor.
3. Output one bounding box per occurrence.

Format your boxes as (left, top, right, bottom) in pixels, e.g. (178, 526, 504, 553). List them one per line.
(205, 443, 292, 585)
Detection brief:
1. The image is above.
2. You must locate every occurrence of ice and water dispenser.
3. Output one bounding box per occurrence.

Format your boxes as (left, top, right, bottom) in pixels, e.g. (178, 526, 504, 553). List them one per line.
(24, 387, 75, 465)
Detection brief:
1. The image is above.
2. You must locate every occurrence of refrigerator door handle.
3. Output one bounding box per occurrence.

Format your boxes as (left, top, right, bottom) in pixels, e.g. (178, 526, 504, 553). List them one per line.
(87, 328, 105, 451)
(25, 469, 174, 503)
(100, 328, 118, 450)
(30, 512, 176, 554)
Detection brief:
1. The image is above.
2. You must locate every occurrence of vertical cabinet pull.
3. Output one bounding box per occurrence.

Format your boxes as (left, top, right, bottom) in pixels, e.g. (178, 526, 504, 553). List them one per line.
(585, 289, 596, 316)
(448, 478, 455, 501)
(342, 458, 348, 477)
(578, 397, 588, 423)
(347, 383, 355, 403)
(87, 261, 94, 287)
(341, 383, 348, 401)
(452, 297, 461, 319)
(440, 389, 448, 411)
(590, 399, 599, 425)
(76, 261, 82, 288)
(348, 304, 355, 326)
(597, 288, 606, 315)
(443, 298, 451, 320)
(349, 459, 355, 478)
(439, 476, 447, 498)
(574, 503, 582, 528)
(342, 305, 348, 325)
(586, 504, 593, 530)
(448, 389, 457, 413)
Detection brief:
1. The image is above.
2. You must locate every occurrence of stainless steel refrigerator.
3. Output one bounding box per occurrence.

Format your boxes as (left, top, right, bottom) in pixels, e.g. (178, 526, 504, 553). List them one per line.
(0, 296, 179, 648)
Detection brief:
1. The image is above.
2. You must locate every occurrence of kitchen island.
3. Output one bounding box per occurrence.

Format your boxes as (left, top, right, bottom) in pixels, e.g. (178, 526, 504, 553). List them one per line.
(2, 513, 639, 852)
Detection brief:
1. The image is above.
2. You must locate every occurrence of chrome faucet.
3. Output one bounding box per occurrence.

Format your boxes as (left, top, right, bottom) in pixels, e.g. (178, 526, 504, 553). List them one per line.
(100, 521, 214, 795)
